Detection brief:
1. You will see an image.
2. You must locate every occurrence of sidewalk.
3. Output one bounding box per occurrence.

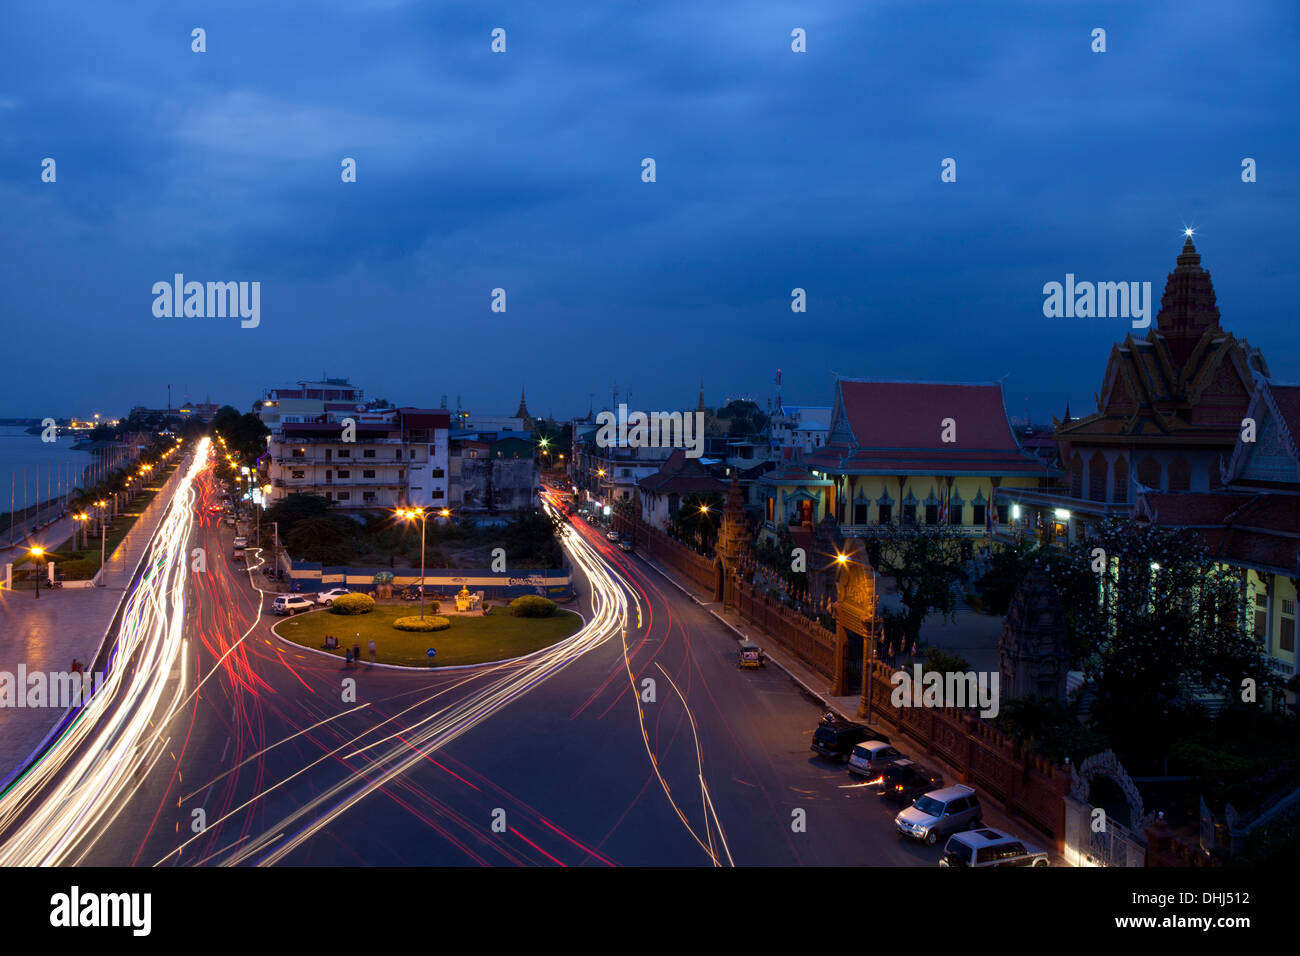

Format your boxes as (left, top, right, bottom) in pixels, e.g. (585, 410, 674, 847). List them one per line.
(0, 457, 191, 780)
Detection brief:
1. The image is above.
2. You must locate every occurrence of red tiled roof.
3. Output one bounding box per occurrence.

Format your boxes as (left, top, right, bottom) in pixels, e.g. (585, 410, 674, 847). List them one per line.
(1141, 491, 1300, 574)
(806, 380, 1050, 477)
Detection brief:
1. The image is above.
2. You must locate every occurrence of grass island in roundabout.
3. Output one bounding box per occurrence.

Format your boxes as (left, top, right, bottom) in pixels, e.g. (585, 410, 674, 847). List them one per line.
(273, 593, 583, 668)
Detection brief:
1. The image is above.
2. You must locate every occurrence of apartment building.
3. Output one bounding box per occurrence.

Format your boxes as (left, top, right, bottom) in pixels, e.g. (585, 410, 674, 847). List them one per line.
(266, 408, 450, 511)
(256, 378, 365, 435)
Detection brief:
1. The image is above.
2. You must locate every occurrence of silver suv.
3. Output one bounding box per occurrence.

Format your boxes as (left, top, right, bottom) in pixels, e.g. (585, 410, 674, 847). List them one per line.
(895, 784, 981, 845)
(940, 828, 1049, 867)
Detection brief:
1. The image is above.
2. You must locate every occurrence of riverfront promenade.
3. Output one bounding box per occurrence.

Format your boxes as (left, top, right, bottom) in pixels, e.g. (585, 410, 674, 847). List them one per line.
(0, 457, 190, 782)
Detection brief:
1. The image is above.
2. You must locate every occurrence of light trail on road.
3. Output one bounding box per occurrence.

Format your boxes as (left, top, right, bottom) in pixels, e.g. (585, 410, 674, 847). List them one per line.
(189, 499, 634, 865)
(0, 439, 210, 866)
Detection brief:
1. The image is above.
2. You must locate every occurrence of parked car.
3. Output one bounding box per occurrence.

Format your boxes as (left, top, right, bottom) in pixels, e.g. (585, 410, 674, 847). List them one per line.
(272, 595, 315, 616)
(618, 537, 634, 552)
(846, 740, 907, 782)
(878, 760, 945, 806)
(811, 714, 880, 763)
(231, 548, 245, 563)
(315, 587, 353, 606)
(940, 828, 1050, 867)
(233, 535, 247, 548)
(895, 784, 982, 845)
(606, 530, 620, 541)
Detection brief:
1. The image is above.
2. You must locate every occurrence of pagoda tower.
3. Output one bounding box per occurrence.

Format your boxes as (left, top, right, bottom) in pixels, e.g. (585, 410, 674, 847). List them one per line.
(514, 386, 534, 434)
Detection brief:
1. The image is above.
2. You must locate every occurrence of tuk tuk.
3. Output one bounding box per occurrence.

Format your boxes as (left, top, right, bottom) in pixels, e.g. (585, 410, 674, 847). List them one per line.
(737, 639, 764, 669)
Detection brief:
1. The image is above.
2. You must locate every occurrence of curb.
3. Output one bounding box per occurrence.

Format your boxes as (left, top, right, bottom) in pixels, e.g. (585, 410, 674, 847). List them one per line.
(266, 600, 590, 674)
(634, 551, 851, 722)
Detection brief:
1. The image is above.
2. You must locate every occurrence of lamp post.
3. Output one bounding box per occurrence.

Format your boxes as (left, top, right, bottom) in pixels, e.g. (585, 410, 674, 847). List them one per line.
(96, 500, 108, 586)
(399, 507, 430, 619)
(30, 546, 43, 599)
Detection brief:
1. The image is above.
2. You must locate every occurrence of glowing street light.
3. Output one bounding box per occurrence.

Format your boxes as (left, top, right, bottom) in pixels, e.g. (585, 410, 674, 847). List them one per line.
(398, 507, 431, 619)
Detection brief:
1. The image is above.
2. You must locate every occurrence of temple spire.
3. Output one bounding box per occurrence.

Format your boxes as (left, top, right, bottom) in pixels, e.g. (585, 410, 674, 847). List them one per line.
(515, 386, 534, 432)
(697, 378, 706, 413)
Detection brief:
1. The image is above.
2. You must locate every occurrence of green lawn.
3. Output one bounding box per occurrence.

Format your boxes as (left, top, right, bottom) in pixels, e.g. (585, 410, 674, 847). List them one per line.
(274, 603, 584, 667)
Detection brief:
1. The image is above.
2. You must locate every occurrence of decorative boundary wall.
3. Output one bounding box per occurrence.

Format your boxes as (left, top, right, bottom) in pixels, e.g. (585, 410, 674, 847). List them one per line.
(860, 658, 1069, 849)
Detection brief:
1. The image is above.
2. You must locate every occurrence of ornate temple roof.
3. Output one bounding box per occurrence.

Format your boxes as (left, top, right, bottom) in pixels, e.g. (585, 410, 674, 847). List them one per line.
(1056, 238, 1269, 451)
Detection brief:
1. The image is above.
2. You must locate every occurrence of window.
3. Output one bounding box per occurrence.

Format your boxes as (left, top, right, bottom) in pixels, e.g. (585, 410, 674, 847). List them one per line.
(291, 470, 305, 480)
(363, 492, 376, 503)
(432, 468, 444, 478)
(433, 489, 444, 499)
(1089, 453, 1107, 502)
(902, 504, 916, 525)
(396, 449, 402, 459)
(1113, 457, 1129, 503)
(1069, 455, 1083, 498)
(1280, 604, 1295, 653)
(996, 504, 1009, 525)
(363, 470, 375, 479)
(337, 491, 351, 501)
(924, 504, 938, 526)
(338, 470, 350, 478)
(363, 449, 376, 459)
(853, 502, 868, 524)
(877, 503, 892, 524)
(950, 501, 963, 525)
(291, 448, 305, 458)
(972, 504, 986, 526)
(1168, 456, 1191, 492)
(1254, 590, 1268, 640)
(338, 449, 350, 458)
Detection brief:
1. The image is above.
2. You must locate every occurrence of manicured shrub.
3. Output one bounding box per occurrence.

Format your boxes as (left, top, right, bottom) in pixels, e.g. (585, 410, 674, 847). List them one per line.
(393, 615, 450, 632)
(509, 595, 556, 618)
(330, 592, 376, 615)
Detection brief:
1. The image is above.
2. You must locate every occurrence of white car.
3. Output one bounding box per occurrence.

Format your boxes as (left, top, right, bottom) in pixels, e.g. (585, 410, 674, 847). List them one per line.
(315, 587, 352, 606)
(233, 535, 248, 548)
(272, 595, 314, 616)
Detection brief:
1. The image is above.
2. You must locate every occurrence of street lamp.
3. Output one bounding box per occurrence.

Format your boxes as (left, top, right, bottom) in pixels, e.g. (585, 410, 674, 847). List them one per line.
(29, 546, 44, 599)
(398, 507, 430, 619)
(95, 500, 108, 584)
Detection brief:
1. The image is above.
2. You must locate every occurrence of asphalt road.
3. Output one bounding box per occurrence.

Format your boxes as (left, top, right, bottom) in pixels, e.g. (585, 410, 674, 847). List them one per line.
(4, 461, 938, 867)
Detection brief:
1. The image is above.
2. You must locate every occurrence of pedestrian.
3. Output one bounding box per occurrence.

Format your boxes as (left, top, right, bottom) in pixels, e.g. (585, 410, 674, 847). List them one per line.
(368, 639, 376, 661)
(344, 648, 353, 667)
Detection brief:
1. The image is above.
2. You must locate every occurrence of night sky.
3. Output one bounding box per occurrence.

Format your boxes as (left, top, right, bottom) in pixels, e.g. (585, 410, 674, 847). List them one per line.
(1, 1, 1297, 422)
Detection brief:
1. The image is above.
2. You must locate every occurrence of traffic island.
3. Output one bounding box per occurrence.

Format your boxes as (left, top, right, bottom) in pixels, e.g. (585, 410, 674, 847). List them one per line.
(272, 604, 583, 667)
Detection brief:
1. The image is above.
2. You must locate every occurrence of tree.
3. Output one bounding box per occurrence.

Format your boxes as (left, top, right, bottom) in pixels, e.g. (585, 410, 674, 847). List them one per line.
(872, 525, 962, 645)
(668, 491, 723, 553)
(502, 508, 564, 568)
(976, 541, 1041, 614)
(715, 399, 769, 437)
(285, 516, 359, 565)
(263, 493, 334, 542)
(1043, 517, 1280, 754)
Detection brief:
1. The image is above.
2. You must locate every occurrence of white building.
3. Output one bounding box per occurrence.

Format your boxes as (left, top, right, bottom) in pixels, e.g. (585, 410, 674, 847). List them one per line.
(266, 408, 450, 511)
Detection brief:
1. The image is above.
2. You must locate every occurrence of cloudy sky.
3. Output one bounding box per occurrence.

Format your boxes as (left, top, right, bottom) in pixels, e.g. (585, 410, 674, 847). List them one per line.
(1, 0, 1296, 422)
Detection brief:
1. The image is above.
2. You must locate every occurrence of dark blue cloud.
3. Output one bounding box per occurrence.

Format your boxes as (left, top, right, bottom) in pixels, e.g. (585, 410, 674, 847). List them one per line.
(0, 0, 1296, 420)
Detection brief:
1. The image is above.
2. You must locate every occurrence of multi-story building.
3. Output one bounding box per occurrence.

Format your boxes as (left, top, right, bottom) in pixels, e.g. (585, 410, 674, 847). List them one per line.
(448, 433, 540, 514)
(266, 408, 449, 511)
(256, 379, 366, 435)
(769, 404, 832, 453)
